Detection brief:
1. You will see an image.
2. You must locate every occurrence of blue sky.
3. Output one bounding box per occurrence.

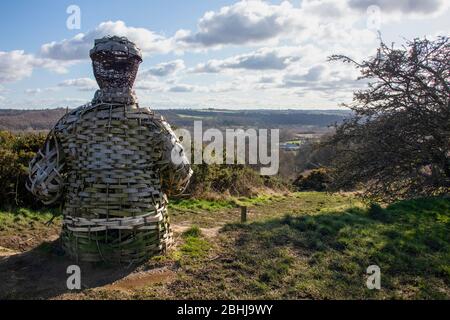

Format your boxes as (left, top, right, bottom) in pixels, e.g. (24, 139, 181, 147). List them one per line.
(0, 0, 449, 110)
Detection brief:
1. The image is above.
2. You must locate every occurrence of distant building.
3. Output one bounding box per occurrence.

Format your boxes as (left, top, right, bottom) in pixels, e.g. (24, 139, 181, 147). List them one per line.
(280, 142, 301, 151)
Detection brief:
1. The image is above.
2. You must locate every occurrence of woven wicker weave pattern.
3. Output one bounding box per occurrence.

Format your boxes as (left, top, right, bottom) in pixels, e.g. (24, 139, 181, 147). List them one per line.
(28, 101, 192, 263)
(26, 36, 192, 264)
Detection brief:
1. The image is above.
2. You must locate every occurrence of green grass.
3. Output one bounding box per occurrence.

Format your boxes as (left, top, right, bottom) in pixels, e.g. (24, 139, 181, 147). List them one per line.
(169, 198, 235, 212)
(169, 194, 286, 212)
(1, 193, 448, 300)
(168, 226, 211, 265)
(179, 226, 211, 259)
(158, 195, 449, 299)
(210, 196, 450, 299)
(233, 194, 286, 207)
(0, 207, 61, 251)
(0, 207, 60, 231)
(168, 193, 292, 228)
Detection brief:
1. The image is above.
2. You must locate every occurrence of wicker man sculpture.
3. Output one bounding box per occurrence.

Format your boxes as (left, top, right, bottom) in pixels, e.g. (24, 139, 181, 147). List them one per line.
(26, 36, 192, 263)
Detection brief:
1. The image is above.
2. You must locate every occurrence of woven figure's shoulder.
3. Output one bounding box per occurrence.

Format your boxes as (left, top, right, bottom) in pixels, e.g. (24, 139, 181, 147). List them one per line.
(129, 106, 175, 134)
(149, 111, 175, 134)
(53, 103, 93, 134)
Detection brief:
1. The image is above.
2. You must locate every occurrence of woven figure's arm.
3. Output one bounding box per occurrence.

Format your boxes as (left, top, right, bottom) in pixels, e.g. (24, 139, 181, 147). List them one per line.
(156, 117, 193, 196)
(26, 131, 66, 205)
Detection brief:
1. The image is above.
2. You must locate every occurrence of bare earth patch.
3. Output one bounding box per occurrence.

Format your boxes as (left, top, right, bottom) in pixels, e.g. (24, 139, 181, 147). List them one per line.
(103, 267, 176, 292)
(0, 246, 18, 257)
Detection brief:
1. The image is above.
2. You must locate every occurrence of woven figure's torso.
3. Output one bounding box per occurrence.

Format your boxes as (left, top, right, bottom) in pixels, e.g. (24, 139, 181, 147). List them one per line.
(58, 103, 167, 219)
(28, 98, 192, 263)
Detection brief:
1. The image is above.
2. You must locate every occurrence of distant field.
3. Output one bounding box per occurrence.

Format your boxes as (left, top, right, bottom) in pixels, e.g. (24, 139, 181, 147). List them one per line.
(0, 108, 351, 132)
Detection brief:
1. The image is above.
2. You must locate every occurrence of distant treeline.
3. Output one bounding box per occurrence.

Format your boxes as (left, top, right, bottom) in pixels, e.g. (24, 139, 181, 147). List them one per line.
(0, 109, 68, 131)
(0, 108, 351, 132)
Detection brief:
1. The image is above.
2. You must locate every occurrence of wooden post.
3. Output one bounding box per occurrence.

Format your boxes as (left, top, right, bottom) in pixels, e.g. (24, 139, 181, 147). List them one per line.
(240, 206, 247, 223)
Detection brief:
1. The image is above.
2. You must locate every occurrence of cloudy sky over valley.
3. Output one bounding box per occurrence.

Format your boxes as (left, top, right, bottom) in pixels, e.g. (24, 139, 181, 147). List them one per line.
(0, 0, 449, 109)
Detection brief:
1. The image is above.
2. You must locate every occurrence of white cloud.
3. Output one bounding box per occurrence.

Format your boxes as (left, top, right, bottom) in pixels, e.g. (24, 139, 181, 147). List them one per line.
(38, 0, 431, 64)
(175, 0, 306, 48)
(24, 87, 59, 95)
(135, 80, 164, 92)
(301, 0, 347, 18)
(58, 78, 98, 91)
(257, 75, 278, 83)
(0, 51, 39, 83)
(174, 0, 439, 51)
(347, 0, 448, 15)
(16, 1, 450, 65)
(193, 47, 301, 73)
(140, 59, 185, 77)
(279, 62, 367, 100)
(296, 65, 327, 82)
(168, 84, 198, 93)
(25, 88, 42, 95)
(0, 50, 72, 84)
(40, 20, 173, 61)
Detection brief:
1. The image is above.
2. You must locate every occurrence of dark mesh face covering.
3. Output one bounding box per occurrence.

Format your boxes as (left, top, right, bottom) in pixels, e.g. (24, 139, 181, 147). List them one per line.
(90, 36, 143, 90)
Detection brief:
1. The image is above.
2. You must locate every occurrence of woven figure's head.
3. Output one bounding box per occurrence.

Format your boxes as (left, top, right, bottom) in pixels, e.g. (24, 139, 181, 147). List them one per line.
(90, 36, 142, 90)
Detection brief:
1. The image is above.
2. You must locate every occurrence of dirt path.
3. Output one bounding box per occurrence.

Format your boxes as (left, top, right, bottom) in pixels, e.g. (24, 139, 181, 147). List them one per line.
(0, 246, 18, 257)
(0, 218, 221, 299)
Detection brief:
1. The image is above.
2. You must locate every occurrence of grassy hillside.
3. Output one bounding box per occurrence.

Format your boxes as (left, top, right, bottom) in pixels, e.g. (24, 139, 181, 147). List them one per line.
(0, 193, 448, 299)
